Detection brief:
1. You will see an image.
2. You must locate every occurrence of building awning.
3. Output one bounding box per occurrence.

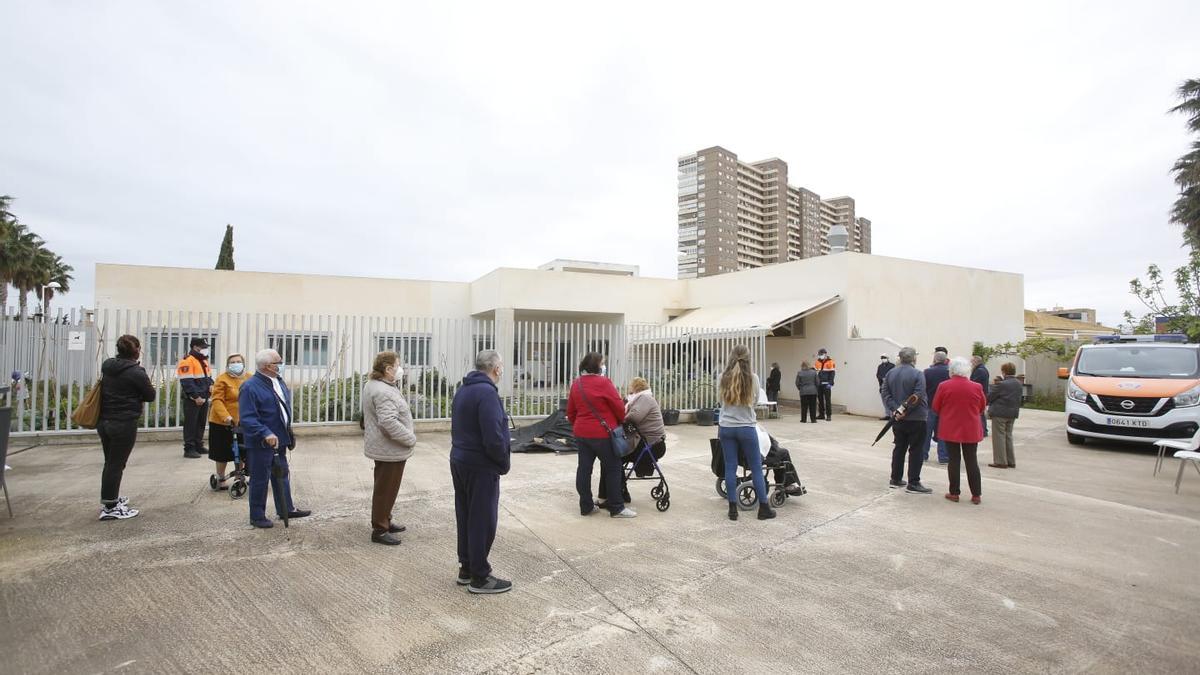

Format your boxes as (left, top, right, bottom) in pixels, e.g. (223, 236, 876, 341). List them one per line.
(667, 294, 842, 330)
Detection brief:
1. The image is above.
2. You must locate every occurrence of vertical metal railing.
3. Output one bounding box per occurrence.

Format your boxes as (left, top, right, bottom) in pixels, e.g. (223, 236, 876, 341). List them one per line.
(1, 311, 767, 436)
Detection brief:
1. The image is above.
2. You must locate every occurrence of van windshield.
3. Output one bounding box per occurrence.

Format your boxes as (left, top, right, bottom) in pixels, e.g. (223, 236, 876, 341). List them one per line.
(1076, 346, 1200, 379)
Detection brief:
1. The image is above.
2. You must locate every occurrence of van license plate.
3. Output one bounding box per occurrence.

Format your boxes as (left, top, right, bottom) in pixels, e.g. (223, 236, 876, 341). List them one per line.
(1107, 417, 1150, 428)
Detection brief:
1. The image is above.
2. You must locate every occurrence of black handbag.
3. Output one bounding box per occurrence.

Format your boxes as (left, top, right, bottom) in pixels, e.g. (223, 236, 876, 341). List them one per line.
(576, 379, 632, 457)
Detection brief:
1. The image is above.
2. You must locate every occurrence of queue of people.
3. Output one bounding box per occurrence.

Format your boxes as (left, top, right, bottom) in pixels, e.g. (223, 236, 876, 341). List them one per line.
(94, 333, 1025, 598)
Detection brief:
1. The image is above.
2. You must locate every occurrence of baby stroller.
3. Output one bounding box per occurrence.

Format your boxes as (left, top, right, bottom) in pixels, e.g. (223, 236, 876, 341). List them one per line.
(621, 424, 671, 512)
(209, 428, 249, 500)
(710, 428, 806, 511)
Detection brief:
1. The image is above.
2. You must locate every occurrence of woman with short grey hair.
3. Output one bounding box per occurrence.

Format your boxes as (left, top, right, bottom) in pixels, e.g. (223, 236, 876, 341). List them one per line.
(932, 357, 987, 504)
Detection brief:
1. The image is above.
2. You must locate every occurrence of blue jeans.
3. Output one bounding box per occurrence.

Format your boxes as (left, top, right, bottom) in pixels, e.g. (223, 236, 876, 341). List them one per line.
(247, 445, 294, 522)
(923, 411, 948, 463)
(718, 425, 768, 506)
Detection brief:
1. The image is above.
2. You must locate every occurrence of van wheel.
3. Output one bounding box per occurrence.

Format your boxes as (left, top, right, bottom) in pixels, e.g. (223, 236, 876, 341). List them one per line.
(1067, 432, 1086, 445)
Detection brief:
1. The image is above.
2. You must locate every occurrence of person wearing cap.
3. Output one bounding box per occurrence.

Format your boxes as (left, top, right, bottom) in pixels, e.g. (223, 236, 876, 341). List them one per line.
(876, 354, 895, 420)
(177, 337, 214, 459)
(814, 349, 836, 421)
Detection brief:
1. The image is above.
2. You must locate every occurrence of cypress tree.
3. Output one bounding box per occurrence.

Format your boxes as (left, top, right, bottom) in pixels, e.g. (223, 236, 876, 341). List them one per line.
(215, 224, 235, 270)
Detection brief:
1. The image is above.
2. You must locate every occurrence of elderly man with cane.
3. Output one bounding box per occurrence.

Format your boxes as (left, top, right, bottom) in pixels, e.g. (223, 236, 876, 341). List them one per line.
(238, 349, 312, 529)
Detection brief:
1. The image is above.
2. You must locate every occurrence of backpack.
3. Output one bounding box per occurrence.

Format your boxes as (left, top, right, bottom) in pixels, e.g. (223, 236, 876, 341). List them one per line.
(72, 380, 103, 429)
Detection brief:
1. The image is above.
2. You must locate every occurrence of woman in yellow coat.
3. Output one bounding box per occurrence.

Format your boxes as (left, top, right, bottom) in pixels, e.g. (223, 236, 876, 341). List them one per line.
(209, 353, 250, 489)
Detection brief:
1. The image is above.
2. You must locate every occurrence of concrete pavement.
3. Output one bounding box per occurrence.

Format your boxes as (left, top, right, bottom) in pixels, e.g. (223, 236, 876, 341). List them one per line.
(1, 409, 1198, 674)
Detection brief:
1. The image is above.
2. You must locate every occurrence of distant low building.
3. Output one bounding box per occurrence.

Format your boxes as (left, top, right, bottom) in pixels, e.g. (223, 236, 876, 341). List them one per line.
(1024, 309, 1117, 339)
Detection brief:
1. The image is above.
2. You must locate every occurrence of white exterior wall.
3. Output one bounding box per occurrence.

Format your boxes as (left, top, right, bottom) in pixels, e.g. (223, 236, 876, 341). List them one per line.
(93, 253, 1025, 418)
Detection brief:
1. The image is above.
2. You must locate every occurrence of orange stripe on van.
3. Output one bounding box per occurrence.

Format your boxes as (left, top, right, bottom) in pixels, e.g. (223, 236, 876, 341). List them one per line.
(1073, 376, 1198, 398)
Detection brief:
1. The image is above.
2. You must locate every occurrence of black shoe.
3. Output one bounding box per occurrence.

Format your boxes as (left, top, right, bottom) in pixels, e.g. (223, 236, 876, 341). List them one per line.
(456, 567, 471, 586)
(251, 518, 274, 528)
(757, 503, 777, 520)
(388, 523, 406, 534)
(468, 575, 513, 594)
(785, 484, 805, 496)
(906, 482, 933, 494)
(728, 503, 738, 521)
(889, 479, 907, 489)
(199, 447, 209, 455)
(184, 450, 202, 459)
(371, 531, 401, 545)
(825, 417, 831, 421)
(285, 509, 311, 519)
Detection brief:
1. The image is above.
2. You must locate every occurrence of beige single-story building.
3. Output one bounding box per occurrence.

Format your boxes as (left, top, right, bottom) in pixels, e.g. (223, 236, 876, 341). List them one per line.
(94, 252, 1025, 416)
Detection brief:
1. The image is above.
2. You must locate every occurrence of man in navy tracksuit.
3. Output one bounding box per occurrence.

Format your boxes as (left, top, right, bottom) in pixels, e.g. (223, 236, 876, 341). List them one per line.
(450, 350, 513, 594)
(238, 349, 311, 528)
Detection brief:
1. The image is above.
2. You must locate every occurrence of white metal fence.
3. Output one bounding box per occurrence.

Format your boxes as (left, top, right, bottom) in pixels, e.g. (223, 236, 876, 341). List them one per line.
(1, 309, 766, 436)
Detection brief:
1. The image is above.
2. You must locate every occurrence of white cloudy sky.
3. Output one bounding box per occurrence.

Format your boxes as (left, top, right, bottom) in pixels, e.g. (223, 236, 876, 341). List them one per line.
(3, 1, 1198, 326)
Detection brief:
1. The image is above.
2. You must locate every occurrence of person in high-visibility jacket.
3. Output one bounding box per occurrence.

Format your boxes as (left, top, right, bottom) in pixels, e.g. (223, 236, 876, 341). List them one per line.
(815, 349, 836, 421)
(177, 337, 214, 459)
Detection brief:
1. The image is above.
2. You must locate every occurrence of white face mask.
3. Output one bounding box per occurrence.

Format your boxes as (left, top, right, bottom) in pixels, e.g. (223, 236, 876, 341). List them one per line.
(600, 365, 607, 376)
(199, 348, 210, 357)
(392, 365, 404, 383)
(228, 362, 245, 375)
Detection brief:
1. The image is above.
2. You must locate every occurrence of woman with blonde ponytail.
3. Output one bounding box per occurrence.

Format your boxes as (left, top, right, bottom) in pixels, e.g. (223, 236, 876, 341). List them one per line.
(717, 345, 775, 521)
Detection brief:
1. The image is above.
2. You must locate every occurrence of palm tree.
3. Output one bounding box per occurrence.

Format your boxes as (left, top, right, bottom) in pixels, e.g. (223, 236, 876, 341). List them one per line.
(0, 222, 36, 314)
(1170, 79, 1200, 244)
(11, 233, 51, 319)
(37, 254, 74, 319)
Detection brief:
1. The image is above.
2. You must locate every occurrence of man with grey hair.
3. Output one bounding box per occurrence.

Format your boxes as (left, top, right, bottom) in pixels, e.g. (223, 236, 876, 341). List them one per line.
(449, 350, 513, 594)
(237, 348, 311, 528)
(881, 347, 932, 493)
(922, 350, 952, 464)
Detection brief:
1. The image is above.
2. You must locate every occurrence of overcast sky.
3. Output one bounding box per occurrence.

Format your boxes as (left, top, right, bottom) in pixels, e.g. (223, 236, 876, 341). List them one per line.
(3, 1, 1198, 327)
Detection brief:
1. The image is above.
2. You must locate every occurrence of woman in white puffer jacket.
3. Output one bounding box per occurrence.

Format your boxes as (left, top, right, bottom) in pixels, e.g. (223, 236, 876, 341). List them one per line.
(362, 351, 417, 546)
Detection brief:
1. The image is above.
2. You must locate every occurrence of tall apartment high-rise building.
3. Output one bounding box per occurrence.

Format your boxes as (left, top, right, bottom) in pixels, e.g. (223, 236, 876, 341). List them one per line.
(677, 146, 872, 279)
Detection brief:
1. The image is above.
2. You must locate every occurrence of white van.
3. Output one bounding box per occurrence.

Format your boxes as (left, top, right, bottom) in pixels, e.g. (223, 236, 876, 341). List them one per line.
(1060, 335, 1200, 445)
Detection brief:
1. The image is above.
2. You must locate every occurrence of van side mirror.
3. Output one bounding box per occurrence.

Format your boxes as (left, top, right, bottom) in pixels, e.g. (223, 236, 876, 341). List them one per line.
(1057, 367, 1069, 380)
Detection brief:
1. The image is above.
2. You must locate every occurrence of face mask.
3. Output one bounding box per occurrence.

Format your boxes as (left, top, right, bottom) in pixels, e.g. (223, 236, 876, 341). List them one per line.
(274, 363, 285, 378)
(600, 365, 607, 376)
(199, 348, 210, 357)
(229, 363, 245, 375)
(393, 366, 404, 382)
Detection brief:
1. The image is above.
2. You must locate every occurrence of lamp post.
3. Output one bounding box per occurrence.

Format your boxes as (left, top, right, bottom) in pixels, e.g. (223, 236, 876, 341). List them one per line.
(41, 282, 61, 322)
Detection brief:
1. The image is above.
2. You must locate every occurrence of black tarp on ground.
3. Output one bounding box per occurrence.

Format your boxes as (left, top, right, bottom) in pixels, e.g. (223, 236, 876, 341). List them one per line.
(511, 410, 577, 453)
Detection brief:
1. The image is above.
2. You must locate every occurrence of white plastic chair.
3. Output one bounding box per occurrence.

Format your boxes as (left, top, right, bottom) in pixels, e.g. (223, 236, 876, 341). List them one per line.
(1173, 451, 1200, 494)
(755, 387, 778, 419)
(1153, 427, 1200, 475)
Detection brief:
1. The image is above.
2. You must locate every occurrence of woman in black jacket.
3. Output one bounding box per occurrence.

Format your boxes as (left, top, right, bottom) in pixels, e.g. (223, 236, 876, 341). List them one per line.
(766, 363, 782, 403)
(986, 362, 1022, 469)
(97, 335, 156, 520)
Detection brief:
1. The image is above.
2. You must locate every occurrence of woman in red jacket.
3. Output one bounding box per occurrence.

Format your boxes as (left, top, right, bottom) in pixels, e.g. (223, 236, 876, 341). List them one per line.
(932, 357, 987, 504)
(566, 352, 635, 518)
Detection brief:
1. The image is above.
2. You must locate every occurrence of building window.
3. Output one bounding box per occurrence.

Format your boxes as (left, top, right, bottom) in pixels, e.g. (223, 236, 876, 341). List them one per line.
(376, 333, 432, 367)
(269, 331, 331, 367)
(142, 330, 220, 367)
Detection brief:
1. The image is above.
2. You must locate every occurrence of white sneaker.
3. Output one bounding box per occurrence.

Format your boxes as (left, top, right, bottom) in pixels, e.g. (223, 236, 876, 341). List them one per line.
(99, 504, 140, 521)
(116, 496, 131, 506)
(611, 507, 638, 518)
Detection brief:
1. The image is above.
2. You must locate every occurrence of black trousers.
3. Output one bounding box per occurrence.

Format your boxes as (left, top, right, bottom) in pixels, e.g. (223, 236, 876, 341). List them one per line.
(891, 420, 927, 484)
(98, 418, 139, 506)
(817, 386, 832, 419)
(451, 461, 500, 580)
(800, 395, 817, 422)
(764, 445, 799, 485)
(576, 436, 623, 514)
(946, 442, 982, 497)
(182, 400, 209, 453)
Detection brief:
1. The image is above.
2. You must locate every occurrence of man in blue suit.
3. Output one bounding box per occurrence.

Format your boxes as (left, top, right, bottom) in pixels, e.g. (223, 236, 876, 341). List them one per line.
(238, 349, 311, 528)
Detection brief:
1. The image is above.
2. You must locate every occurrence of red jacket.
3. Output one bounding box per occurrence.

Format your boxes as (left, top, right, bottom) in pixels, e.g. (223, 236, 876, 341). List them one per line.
(932, 376, 987, 443)
(566, 375, 625, 439)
